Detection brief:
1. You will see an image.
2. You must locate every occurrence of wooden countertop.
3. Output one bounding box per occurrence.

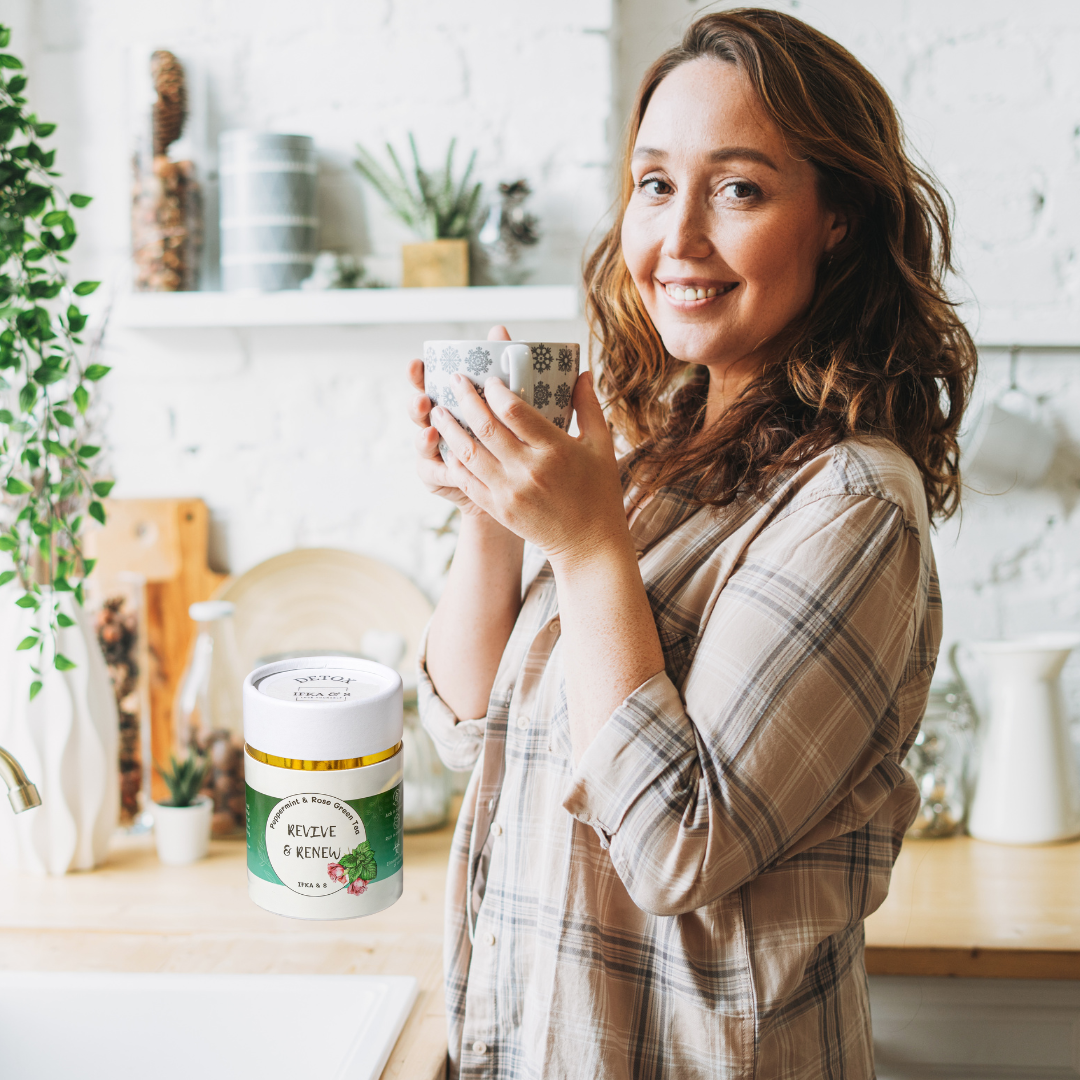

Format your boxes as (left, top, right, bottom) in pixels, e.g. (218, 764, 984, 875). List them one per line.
(865, 835, 1080, 979)
(2, 818, 1077, 1080)
(0, 822, 455, 1080)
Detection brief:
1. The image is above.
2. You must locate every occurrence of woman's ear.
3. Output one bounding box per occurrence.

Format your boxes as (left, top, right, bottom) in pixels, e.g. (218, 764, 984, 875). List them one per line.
(824, 209, 850, 254)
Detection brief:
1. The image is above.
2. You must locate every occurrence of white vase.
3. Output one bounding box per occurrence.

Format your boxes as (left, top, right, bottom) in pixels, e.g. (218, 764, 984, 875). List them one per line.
(152, 795, 212, 865)
(967, 633, 1080, 845)
(0, 585, 119, 875)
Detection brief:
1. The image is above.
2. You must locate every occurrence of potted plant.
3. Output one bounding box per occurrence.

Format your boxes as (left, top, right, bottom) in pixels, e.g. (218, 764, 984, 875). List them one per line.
(354, 133, 485, 288)
(0, 22, 118, 876)
(153, 752, 212, 865)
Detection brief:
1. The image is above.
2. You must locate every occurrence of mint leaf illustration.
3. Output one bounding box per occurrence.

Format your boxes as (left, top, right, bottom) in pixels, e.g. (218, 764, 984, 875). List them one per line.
(339, 840, 377, 885)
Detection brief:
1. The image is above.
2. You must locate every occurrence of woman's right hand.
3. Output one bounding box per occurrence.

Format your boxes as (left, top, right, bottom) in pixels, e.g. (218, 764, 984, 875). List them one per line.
(407, 325, 512, 522)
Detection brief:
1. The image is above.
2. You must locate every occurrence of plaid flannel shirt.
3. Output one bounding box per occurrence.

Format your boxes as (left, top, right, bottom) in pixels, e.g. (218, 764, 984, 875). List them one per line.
(418, 436, 938, 1080)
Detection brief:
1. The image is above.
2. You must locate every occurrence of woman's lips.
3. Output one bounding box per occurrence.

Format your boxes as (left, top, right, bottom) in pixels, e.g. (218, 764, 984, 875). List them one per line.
(661, 281, 738, 304)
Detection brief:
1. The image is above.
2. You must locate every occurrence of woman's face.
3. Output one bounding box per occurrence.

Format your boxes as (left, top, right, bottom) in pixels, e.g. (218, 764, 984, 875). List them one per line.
(621, 58, 846, 375)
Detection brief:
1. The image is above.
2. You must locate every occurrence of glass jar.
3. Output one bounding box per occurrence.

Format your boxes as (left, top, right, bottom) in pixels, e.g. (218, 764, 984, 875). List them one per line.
(903, 680, 976, 838)
(173, 600, 246, 838)
(401, 689, 451, 832)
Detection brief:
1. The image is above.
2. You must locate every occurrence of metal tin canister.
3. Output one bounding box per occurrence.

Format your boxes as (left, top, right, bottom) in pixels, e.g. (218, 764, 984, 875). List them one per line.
(219, 131, 317, 292)
(243, 657, 403, 920)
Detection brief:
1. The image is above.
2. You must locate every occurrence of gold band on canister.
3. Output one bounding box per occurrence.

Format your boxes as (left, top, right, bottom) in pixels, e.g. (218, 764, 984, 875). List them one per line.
(245, 741, 402, 772)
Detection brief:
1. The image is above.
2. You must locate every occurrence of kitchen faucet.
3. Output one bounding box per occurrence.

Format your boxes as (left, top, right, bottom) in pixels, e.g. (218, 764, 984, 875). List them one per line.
(0, 746, 41, 813)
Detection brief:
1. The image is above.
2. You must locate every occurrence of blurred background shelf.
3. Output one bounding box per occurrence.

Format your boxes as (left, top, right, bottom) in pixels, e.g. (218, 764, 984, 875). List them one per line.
(112, 285, 581, 329)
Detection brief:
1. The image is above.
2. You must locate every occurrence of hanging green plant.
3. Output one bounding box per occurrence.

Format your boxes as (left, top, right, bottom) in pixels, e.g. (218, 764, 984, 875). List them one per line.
(0, 23, 110, 699)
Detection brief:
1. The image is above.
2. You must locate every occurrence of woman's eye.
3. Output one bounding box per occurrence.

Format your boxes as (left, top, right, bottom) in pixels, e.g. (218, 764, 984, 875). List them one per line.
(637, 176, 672, 196)
(721, 180, 759, 200)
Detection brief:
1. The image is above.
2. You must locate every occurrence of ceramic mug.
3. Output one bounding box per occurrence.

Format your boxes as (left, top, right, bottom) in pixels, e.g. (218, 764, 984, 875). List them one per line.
(423, 339, 580, 457)
(959, 393, 1057, 489)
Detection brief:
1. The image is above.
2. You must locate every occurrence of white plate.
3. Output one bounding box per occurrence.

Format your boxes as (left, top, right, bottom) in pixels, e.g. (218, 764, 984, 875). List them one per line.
(215, 548, 433, 678)
(0, 971, 417, 1080)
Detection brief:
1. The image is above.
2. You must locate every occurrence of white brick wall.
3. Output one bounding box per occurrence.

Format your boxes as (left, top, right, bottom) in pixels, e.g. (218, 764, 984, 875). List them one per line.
(5, 0, 1080, 710)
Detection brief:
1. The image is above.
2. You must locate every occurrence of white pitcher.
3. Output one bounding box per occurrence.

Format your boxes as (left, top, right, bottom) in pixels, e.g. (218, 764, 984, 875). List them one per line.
(967, 633, 1080, 845)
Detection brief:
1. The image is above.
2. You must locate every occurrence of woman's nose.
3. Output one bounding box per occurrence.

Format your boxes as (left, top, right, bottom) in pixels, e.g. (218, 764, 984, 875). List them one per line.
(660, 193, 713, 262)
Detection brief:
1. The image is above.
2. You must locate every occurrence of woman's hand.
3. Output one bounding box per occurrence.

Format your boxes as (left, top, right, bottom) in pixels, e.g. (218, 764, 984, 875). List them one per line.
(406, 326, 511, 523)
(428, 367, 631, 567)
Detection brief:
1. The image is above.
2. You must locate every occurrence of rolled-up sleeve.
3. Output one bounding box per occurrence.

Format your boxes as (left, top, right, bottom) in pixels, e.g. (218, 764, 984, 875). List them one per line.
(562, 493, 928, 917)
(416, 621, 486, 771)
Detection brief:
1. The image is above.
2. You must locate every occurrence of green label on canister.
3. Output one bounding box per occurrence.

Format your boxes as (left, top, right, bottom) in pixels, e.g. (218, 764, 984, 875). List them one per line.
(246, 783, 403, 898)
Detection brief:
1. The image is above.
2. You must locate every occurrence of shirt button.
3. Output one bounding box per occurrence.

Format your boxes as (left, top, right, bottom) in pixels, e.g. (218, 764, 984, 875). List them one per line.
(487, 797, 496, 811)
(548, 618, 561, 635)
(516, 715, 530, 730)
(490, 822, 503, 837)
(472, 1041, 488, 1055)
(636, 549, 645, 559)
(484, 932, 496, 946)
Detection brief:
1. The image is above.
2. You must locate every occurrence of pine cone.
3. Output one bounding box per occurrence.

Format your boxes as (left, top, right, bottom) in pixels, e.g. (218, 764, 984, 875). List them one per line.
(151, 50, 186, 156)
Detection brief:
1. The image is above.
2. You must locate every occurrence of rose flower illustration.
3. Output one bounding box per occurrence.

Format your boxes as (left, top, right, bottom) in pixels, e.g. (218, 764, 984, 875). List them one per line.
(327, 862, 347, 884)
(347, 878, 368, 896)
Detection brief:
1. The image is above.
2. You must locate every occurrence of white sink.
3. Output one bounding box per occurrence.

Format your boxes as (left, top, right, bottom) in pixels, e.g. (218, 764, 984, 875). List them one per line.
(0, 971, 417, 1080)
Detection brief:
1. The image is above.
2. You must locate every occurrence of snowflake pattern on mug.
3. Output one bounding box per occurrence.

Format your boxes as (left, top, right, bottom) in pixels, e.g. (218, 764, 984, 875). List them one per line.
(533, 382, 551, 409)
(465, 347, 493, 376)
(556, 347, 576, 373)
(532, 343, 553, 373)
(439, 346, 461, 373)
(554, 383, 572, 410)
(553, 416, 566, 430)
(441, 384, 458, 408)
(424, 346, 437, 374)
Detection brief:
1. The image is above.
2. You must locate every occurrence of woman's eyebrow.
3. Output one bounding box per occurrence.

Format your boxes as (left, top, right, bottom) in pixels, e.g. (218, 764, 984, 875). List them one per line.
(632, 145, 780, 171)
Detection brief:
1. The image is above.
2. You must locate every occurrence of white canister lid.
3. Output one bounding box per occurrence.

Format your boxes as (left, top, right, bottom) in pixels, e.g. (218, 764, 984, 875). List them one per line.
(243, 656, 403, 761)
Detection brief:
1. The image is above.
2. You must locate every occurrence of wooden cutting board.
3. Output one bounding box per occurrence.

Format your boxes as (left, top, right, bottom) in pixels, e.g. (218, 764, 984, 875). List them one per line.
(86, 499, 228, 803)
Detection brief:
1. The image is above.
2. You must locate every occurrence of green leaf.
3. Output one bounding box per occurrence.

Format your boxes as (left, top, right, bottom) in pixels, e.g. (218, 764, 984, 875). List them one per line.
(53, 409, 74, 426)
(15, 635, 37, 650)
(57, 612, 75, 627)
(18, 382, 36, 411)
(33, 122, 56, 138)
(81, 557, 95, 575)
(0, 570, 15, 585)
(69, 193, 92, 208)
(0, 408, 11, 423)
(78, 444, 100, 458)
(344, 839, 378, 883)
(33, 363, 65, 384)
(72, 280, 99, 296)
(28, 680, 42, 700)
(92, 480, 114, 497)
(53, 653, 76, 671)
(0, 54, 24, 69)
(5, 476, 31, 494)
(0, 535, 16, 551)
(52, 576, 71, 591)
(41, 210, 66, 226)
(88, 500, 105, 525)
(73, 384, 88, 413)
(83, 364, 110, 381)
(14, 593, 37, 608)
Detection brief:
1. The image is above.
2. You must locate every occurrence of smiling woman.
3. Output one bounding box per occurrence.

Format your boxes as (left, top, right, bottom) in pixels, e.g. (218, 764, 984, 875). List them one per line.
(411, 8, 975, 1080)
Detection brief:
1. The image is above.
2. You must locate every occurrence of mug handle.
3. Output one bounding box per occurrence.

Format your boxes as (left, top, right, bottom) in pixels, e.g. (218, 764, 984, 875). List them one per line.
(501, 344, 533, 403)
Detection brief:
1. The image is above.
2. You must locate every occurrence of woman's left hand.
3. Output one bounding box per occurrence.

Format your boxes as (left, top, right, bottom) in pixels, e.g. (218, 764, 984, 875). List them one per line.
(428, 370, 630, 567)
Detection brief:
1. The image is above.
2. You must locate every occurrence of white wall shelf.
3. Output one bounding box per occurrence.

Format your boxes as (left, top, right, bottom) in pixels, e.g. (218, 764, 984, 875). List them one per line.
(111, 285, 581, 330)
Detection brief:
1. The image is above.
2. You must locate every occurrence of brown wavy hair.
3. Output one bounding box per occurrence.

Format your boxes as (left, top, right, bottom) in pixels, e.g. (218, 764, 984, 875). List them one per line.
(585, 7, 976, 518)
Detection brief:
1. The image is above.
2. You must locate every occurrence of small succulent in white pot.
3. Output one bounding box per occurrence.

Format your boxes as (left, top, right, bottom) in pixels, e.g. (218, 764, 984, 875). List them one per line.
(153, 752, 212, 866)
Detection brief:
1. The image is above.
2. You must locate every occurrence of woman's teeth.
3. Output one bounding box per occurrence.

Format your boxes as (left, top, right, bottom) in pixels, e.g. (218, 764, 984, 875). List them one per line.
(664, 284, 724, 301)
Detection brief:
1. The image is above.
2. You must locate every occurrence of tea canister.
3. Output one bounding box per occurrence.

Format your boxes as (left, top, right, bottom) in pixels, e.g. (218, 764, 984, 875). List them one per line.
(243, 657, 404, 920)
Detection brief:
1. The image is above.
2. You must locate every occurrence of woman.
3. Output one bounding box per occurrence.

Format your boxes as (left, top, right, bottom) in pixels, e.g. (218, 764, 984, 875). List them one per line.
(408, 9, 975, 1078)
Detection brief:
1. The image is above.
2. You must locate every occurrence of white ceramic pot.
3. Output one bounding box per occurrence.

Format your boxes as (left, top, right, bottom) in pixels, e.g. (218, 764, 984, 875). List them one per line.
(0, 585, 119, 875)
(967, 633, 1080, 844)
(152, 795, 212, 865)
